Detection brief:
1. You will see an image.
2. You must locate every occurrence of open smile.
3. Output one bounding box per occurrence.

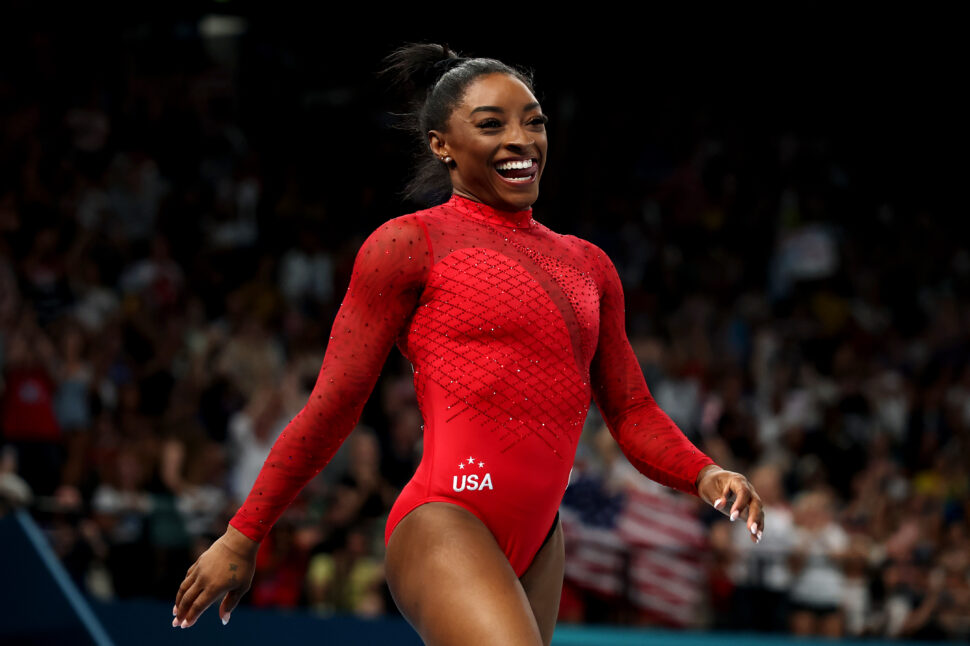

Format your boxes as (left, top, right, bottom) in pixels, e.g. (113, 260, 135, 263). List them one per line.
(493, 157, 539, 185)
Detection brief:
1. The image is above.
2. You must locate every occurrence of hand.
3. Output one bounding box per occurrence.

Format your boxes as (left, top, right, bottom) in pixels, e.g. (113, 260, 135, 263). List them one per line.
(173, 524, 259, 628)
(695, 465, 765, 544)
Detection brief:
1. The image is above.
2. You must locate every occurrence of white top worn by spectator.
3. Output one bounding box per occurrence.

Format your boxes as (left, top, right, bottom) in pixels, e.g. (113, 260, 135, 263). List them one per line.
(789, 491, 849, 608)
(731, 504, 795, 590)
(227, 390, 293, 503)
(279, 246, 334, 305)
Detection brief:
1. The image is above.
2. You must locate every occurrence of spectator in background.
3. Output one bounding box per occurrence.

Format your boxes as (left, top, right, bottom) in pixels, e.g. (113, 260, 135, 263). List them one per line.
(227, 388, 286, 505)
(215, 315, 285, 401)
(788, 489, 848, 636)
(105, 151, 168, 246)
(52, 318, 94, 500)
(118, 234, 184, 315)
(279, 230, 334, 310)
(250, 520, 308, 608)
(69, 256, 120, 336)
(339, 429, 395, 523)
(841, 533, 876, 636)
(91, 445, 154, 597)
(171, 439, 229, 539)
(306, 523, 385, 617)
(52, 319, 93, 434)
(380, 407, 423, 490)
(726, 463, 795, 632)
(19, 225, 72, 326)
(1, 305, 62, 495)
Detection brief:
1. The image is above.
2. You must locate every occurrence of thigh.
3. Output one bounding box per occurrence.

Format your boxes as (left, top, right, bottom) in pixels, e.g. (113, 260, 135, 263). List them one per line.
(385, 502, 543, 646)
(518, 516, 564, 646)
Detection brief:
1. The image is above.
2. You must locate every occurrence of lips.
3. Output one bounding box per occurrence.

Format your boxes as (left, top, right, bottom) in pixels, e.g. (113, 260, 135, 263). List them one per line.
(494, 157, 539, 184)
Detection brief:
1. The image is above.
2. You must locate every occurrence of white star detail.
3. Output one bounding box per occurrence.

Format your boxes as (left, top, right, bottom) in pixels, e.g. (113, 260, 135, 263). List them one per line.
(467, 456, 475, 464)
(458, 463, 465, 469)
(478, 461, 485, 468)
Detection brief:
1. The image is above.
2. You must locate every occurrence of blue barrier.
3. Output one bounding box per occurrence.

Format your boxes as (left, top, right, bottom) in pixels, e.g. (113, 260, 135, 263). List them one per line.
(0, 509, 111, 645)
(85, 600, 945, 646)
(88, 598, 423, 645)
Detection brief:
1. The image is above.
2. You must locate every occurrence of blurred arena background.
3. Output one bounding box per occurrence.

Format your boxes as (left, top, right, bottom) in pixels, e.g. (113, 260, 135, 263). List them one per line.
(0, 6, 966, 645)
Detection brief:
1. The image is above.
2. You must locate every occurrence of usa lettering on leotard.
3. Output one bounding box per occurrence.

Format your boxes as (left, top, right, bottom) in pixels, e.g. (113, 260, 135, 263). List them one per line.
(453, 473, 494, 492)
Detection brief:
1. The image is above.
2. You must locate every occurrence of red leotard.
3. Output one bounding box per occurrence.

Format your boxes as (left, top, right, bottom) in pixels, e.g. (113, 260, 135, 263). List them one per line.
(229, 194, 715, 576)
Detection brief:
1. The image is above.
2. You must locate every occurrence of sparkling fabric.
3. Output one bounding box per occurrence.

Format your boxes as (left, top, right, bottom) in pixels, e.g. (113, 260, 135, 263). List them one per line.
(229, 194, 714, 575)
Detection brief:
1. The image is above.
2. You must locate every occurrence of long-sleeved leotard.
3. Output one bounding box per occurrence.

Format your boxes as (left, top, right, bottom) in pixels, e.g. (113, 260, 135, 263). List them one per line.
(229, 194, 715, 576)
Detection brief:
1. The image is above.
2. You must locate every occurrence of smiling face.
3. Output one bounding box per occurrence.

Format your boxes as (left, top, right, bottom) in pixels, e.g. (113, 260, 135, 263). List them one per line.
(429, 73, 548, 212)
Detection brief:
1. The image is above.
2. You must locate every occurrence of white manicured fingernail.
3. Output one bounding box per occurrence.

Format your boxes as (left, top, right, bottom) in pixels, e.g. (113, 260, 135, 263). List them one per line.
(751, 522, 758, 535)
(180, 619, 188, 629)
(173, 605, 177, 616)
(757, 530, 763, 541)
(172, 618, 179, 628)
(222, 613, 230, 626)
(713, 498, 723, 509)
(730, 510, 738, 522)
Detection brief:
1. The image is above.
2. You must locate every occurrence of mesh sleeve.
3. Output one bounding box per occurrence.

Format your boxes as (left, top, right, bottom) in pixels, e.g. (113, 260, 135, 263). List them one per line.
(228, 214, 431, 541)
(586, 241, 715, 495)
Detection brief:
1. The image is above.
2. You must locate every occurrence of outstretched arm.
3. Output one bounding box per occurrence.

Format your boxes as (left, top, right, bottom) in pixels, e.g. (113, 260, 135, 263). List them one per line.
(228, 214, 430, 543)
(585, 241, 763, 540)
(173, 214, 431, 628)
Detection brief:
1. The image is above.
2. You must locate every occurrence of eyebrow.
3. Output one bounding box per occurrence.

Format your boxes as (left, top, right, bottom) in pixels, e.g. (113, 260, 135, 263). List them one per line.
(469, 101, 541, 115)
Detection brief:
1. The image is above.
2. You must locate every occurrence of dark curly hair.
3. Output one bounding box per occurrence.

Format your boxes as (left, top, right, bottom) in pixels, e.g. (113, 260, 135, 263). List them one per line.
(380, 43, 535, 205)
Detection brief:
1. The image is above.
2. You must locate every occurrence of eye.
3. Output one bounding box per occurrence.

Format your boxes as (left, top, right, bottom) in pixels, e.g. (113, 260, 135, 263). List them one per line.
(476, 118, 502, 129)
(529, 115, 549, 127)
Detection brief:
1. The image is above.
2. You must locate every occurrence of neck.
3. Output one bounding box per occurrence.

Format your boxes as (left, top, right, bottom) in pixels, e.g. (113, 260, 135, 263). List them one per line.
(446, 193, 534, 229)
(451, 187, 533, 214)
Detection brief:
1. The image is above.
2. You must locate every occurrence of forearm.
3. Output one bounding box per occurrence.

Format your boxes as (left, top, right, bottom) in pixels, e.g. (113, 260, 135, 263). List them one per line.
(228, 378, 372, 541)
(585, 240, 714, 496)
(599, 393, 715, 495)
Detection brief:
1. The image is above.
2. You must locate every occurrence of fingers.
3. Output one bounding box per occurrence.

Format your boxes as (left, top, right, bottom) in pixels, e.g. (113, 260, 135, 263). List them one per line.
(714, 478, 731, 513)
(728, 480, 752, 523)
(186, 586, 222, 628)
(705, 469, 766, 544)
(746, 496, 765, 544)
(175, 580, 220, 629)
(219, 588, 243, 625)
(174, 577, 204, 628)
(174, 570, 195, 611)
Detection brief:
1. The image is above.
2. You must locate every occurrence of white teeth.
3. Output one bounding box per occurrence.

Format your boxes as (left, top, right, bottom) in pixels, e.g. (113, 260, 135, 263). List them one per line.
(495, 159, 535, 170)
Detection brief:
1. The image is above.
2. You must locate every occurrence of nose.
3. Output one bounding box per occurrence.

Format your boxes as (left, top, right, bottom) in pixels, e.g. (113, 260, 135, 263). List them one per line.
(504, 121, 535, 152)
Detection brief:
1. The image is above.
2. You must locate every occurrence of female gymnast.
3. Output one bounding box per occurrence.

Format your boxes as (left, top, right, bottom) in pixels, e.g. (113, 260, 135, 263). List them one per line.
(172, 43, 765, 645)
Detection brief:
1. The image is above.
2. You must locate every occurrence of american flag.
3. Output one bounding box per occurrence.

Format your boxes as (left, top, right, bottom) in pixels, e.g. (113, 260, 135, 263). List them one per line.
(560, 473, 627, 598)
(561, 471, 707, 627)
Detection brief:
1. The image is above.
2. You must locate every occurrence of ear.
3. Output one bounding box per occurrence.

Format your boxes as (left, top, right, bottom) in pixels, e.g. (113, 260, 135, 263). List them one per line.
(428, 130, 448, 161)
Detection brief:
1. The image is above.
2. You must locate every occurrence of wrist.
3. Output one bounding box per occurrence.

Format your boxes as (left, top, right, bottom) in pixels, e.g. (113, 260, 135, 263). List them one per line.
(695, 464, 722, 491)
(224, 523, 260, 559)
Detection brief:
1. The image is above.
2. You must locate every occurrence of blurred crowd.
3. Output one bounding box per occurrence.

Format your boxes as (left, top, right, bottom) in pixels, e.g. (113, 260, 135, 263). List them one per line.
(1, 22, 968, 642)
